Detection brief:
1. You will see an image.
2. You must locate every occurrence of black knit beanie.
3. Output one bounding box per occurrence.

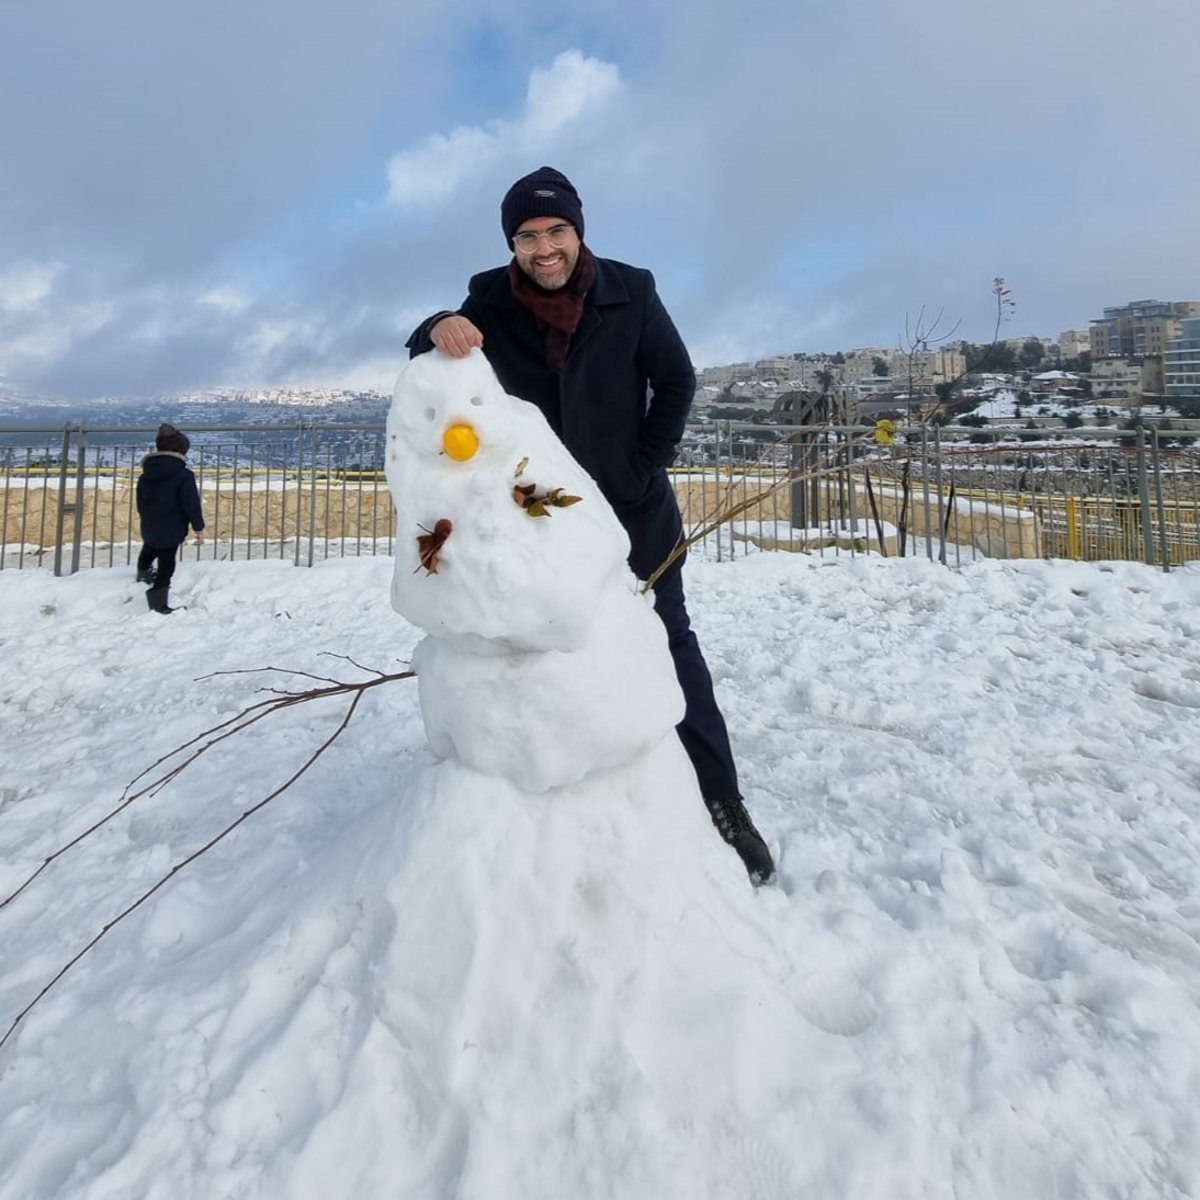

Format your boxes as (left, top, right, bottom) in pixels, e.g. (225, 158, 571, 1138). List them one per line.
(156, 423, 190, 454)
(500, 166, 584, 248)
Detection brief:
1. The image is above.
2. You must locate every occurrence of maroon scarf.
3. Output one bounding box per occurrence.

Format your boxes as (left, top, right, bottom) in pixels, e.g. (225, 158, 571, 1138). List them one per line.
(508, 244, 597, 371)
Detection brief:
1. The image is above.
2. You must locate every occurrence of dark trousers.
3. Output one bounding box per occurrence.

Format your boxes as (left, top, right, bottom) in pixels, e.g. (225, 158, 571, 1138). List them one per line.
(136, 543, 179, 588)
(650, 556, 740, 803)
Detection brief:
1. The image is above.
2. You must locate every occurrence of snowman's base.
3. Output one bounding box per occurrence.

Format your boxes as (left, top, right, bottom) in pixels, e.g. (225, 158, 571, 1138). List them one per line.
(322, 736, 808, 1198)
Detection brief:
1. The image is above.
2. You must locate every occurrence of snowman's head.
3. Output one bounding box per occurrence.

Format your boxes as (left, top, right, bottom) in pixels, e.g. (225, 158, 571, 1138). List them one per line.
(388, 348, 522, 470)
(385, 347, 634, 651)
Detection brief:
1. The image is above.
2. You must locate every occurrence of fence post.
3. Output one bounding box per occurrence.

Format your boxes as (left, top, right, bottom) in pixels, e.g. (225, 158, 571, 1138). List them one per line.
(0, 447, 10, 571)
(52, 425, 74, 577)
(790, 433, 809, 532)
(1066, 497, 1081, 561)
(70, 427, 88, 574)
(714, 422, 726, 563)
(306, 424, 319, 568)
(1150, 428, 1170, 573)
(920, 425, 934, 561)
(844, 433, 858, 551)
(293, 424, 305, 567)
(1134, 426, 1155, 566)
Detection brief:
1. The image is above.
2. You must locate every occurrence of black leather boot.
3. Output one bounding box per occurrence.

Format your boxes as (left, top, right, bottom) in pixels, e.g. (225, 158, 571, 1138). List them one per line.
(135, 568, 157, 585)
(705, 795, 776, 885)
(145, 586, 174, 614)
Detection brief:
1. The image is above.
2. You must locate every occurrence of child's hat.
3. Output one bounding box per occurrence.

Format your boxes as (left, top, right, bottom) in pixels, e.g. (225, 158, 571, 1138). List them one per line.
(155, 423, 190, 454)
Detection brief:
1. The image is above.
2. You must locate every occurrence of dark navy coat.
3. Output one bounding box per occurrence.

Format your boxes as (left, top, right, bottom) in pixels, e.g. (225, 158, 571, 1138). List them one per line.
(136, 453, 205, 548)
(407, 256, 695, 580)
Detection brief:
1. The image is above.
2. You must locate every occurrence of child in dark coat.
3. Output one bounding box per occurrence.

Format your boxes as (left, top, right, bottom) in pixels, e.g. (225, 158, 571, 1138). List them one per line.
(135, 423, 206, 613)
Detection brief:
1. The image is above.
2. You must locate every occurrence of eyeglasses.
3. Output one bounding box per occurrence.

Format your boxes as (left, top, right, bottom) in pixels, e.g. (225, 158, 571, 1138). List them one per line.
(512, 223, 576, 253)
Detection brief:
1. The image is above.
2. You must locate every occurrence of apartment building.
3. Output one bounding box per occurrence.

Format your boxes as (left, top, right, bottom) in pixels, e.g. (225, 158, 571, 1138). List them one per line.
(1058, 329, 1091, 359)
(1003, 335, 1059, 363)
(1088, 358, 1147, 401)
(695, 361, 759, 389)
(1165, 318, 1200, 399)
(887, 348, 966, 387)
(840, 349, 891, 384)
(1088, 300, 1200, 360)
(736, 357, 788, 384)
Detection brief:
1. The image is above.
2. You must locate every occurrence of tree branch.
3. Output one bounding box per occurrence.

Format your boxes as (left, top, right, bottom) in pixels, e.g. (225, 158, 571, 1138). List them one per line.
(1, 676, 399, 1051)
(2, 662, 413, 913)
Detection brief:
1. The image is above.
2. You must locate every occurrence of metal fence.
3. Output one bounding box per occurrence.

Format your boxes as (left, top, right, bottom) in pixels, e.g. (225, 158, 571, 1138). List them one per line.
(0, 423, 394, 574)
(676, 423, 1199, 570)
(2, 421, 1197, 574)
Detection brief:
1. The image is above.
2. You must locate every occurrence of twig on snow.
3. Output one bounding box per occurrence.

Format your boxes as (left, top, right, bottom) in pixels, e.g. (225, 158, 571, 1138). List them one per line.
(0, 660, 414, 1052)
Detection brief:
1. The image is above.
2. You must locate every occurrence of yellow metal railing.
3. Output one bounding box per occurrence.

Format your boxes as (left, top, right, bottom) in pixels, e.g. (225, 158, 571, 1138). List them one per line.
(1035, 494, 1200, 564)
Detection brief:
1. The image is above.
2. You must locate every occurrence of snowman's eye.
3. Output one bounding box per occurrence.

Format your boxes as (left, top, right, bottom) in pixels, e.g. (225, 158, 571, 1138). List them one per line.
(424, 407, 437, 421)
(468, 395, 484, 408)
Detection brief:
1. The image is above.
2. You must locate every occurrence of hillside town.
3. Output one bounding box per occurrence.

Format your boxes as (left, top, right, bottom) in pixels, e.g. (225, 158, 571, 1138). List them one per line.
(3, 298, 1198, 433)
(695, 298, 1200, 425)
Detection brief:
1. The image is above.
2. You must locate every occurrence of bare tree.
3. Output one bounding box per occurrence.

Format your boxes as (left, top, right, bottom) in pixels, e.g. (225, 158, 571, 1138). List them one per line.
(900, 277, 1014, 425)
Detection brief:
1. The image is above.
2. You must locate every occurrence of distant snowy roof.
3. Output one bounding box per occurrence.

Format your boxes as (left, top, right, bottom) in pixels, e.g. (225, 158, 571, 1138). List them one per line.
(1034, 370, 1077, 380)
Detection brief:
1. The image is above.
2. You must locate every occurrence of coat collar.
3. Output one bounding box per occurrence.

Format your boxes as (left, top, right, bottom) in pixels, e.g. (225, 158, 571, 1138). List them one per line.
(481, 252, 630, 309)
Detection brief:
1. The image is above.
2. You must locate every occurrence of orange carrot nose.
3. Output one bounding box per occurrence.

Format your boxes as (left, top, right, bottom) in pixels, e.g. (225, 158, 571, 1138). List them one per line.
(442, 423, 479, 461)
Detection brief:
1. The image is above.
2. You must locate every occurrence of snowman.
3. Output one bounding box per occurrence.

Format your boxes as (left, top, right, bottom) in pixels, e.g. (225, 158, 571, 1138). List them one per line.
(372, 349, 806, 1197)
(385, 346, 688, 793)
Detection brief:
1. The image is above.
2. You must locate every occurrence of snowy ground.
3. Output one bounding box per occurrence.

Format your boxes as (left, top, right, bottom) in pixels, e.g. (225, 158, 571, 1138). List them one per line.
(2, 550, 1200, 1199)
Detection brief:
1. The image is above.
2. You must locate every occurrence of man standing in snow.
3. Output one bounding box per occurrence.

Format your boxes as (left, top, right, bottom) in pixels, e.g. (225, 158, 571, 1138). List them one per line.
(406, 166, 774, 885)
(135, 423, 206, 614)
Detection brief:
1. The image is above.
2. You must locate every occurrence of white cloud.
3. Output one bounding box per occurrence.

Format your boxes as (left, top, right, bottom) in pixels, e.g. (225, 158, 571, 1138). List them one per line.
(386, 50, 623, 206)
(234, 315, 323, 365)
(517, 50, 623, 145)
(0, 260, 64, 314)
(0, 293, 117, 377)
(198, 286, 252, 314)
(386, 125, 500, 206)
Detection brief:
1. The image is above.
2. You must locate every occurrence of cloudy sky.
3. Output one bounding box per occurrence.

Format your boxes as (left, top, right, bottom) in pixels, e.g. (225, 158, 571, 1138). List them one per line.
(3, 0, 1198, 399)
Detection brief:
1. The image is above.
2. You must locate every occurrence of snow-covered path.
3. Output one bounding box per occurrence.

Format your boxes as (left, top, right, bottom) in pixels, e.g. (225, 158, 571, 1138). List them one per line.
(2, 551, 1199, 1199)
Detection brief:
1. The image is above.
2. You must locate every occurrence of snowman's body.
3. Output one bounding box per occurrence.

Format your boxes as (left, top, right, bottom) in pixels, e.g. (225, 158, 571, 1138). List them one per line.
(386, 348, 686, 792)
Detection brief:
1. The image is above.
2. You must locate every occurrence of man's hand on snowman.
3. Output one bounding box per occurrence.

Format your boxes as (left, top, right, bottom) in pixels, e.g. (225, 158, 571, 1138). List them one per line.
(430, 315, 484, 358)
